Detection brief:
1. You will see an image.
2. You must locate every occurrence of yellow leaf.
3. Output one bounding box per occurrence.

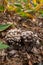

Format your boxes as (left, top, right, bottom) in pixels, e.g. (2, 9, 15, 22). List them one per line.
(28, 3, 33, 9)
(28, 0, 30, 3)
(40, 0, 43, 4)
(33, 0, 37, 4)
(25, 12, 35, 19)
(10, 0, 15, 3)
(7, 5, 16, 11)
(34, 4, 43, 11)
(4, 0, 8, 6)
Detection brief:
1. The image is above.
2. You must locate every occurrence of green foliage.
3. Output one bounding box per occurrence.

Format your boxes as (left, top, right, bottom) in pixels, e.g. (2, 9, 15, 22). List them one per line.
(23, 0, 27, 2)
(40, 10, 43, 17)
(0, 24, 11, 49)
(0, 41, 9, 49)
(18, 12, 27, 17)
(0, 0, 43, 18)
(0, 5, 5, 12)
(41, 14, 43, 17)
(14, 3, 23, 8)
(0, 24, 12, 32)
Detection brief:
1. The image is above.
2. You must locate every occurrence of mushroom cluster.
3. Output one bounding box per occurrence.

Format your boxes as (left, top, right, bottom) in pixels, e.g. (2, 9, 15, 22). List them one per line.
(5, 29, 43, 64)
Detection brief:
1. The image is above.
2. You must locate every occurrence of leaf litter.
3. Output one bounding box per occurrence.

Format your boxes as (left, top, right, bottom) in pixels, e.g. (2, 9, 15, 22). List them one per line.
(0, 11, 43, 65)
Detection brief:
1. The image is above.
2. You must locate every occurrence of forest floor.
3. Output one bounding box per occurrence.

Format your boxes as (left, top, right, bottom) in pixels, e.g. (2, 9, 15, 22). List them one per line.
(0, 11, 43, 65)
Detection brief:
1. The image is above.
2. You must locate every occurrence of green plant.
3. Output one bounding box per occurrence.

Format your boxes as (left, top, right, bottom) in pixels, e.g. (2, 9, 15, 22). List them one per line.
(0, 41, 9, 49)
(0, 24, 12, 32)
(0, 0, 43, 18)
(0, 23, 12, 49)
